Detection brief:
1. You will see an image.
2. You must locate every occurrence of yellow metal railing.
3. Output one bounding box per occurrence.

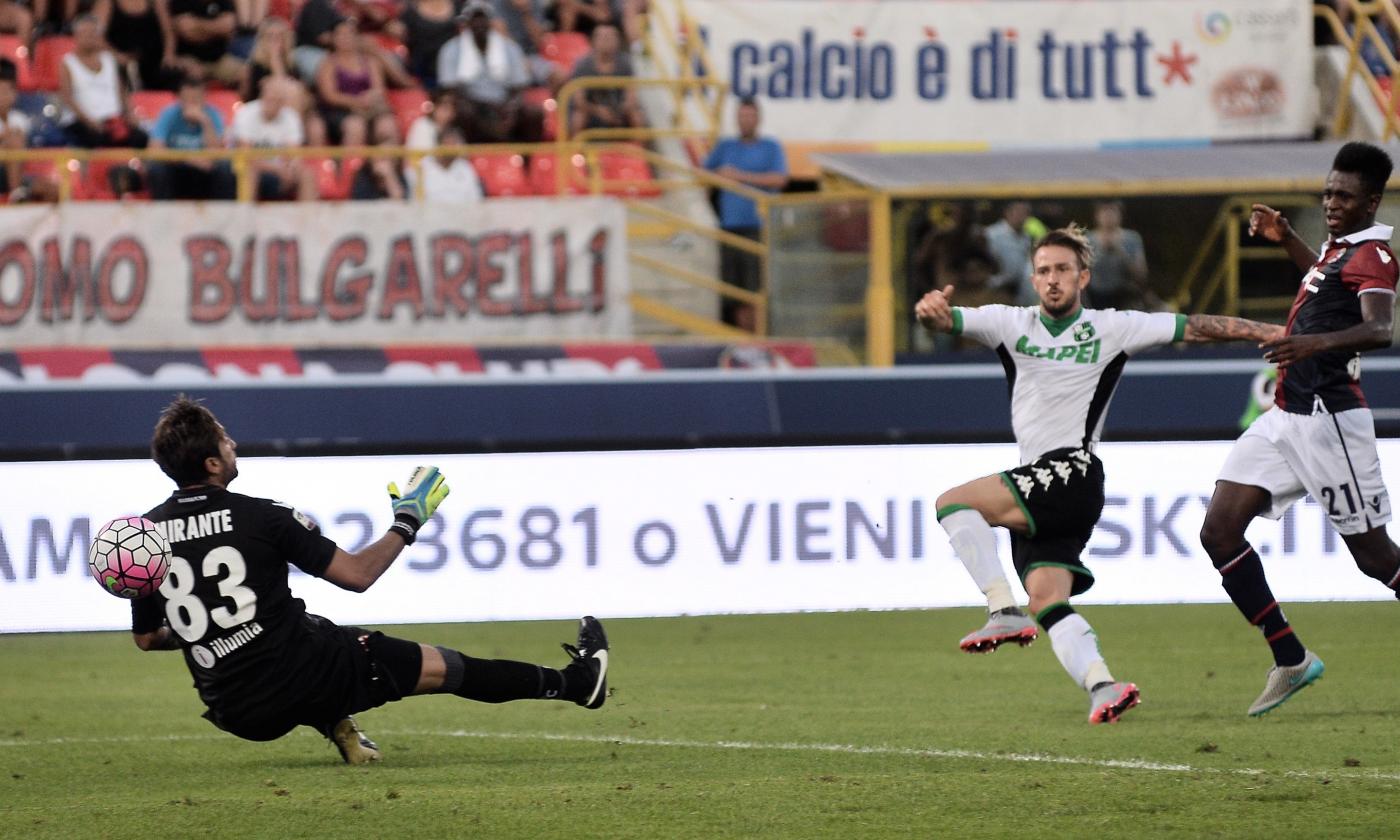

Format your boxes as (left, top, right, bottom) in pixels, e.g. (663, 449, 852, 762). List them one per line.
(526, 7, 771, 339)
(1172, 2, 1400, 317)
(643, 0, 728, 141)
(0, 142, 643, 202)
(552, 75, 725, 191)
(0, 140, 741, 205)
(622, 144, 779, 341)
(0, 139, 884, 360)
(603, 144, 879, 357)
(1172, 195, 1317, 317)
(1320, 0, 1400, 139)
(541, 3, 883, 362)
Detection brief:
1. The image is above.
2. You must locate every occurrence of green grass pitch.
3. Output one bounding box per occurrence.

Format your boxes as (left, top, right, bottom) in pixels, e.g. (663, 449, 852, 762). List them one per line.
(4, 603, 1400, 838)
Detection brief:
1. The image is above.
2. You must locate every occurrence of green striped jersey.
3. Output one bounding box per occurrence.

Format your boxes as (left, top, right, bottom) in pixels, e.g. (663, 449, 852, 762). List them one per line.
(952, 305, 1186, 464)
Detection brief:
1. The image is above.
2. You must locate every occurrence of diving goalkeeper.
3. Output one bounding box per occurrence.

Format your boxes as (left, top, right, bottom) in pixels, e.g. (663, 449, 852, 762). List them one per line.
(130, 396, 609, 763)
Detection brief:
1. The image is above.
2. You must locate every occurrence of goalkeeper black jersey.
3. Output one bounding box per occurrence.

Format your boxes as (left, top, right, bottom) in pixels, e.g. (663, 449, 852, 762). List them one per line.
(131, 487, 337, 711)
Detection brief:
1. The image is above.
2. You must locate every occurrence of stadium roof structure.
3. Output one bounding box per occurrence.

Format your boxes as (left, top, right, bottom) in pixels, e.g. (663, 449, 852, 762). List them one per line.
(811, 141, 1356, 198)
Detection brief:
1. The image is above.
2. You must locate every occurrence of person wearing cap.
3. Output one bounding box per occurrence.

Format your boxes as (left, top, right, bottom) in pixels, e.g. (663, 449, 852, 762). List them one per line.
(492, 0, 559, 87)
(436, 0, 536, 142)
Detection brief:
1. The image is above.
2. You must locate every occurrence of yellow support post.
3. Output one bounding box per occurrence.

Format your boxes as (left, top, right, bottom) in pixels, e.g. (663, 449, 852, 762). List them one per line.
(754, 197, 770, 337)
(234, 149, 254, 203)
(1225, 205, 1242, 317)
(57, 155, 74, 203)
(865, 192, 894, 366)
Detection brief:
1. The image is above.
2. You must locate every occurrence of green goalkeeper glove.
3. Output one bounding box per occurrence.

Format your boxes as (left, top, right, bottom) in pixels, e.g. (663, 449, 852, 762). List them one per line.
(387, 466, 450, 545)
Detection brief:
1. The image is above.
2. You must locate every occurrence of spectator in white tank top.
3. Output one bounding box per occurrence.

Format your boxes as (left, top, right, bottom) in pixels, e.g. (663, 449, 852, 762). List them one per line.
(60, 15, 149, 148)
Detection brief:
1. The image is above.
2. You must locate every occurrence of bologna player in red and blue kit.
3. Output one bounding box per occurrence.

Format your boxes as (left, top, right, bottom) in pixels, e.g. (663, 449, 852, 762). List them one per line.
(1201, 142, 1400, 716)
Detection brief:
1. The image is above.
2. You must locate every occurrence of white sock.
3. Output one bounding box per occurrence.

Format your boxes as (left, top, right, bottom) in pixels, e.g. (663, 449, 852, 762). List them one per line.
(940, 508, 1015, 613)
(1047, 613, 1113, 690)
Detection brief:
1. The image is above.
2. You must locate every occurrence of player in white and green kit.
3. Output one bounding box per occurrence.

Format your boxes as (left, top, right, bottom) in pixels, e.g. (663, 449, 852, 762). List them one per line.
(916, 224, 1283, 724)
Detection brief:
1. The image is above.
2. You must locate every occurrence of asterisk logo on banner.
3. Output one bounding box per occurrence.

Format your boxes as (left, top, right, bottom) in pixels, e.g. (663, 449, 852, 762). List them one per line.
(1157, 41, 1198, 85)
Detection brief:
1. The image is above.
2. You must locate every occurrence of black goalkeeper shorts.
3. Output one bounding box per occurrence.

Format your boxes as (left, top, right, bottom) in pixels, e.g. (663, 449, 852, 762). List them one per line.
(203, 614, 425, 742)
(999, 447, 1105, 597)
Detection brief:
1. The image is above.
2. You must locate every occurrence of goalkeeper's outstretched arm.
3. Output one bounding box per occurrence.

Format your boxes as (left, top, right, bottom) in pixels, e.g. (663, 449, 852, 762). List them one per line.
(324, 533, 417, 593)
(1182, 314, 1285, 344)
(322, 466, 451, 593)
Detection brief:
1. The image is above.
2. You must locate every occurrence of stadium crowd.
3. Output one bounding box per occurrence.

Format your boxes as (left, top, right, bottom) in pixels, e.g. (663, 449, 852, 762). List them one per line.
(0, 0, 651, 201)
(905, 198, 1168, 352)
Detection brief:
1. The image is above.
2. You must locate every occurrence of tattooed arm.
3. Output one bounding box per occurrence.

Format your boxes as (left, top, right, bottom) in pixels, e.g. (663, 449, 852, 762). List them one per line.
(1182, 314, 1286, 343)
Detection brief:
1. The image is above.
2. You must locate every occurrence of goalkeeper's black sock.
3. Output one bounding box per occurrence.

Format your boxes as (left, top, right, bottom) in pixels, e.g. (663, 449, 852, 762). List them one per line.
(435, 647, 566, 702)
(1211, 543, 1305, 667)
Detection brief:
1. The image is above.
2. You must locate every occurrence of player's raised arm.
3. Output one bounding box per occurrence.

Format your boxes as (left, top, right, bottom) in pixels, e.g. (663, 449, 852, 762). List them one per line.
(322, 466, 451, 593)
(1181, 313, 1286, 344)
(1249, 203, 1318, 272)
(914, 284, 957, 333)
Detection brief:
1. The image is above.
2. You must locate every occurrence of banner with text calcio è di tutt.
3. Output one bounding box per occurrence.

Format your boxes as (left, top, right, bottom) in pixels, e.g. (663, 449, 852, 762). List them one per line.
(676, 0, 1312, 145)
(0, 197, 630, 347)
(2, 441, 1395, 633)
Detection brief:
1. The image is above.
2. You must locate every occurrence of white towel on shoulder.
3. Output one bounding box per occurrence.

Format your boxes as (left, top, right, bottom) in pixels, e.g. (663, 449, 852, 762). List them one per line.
(456, 31, 511, 83)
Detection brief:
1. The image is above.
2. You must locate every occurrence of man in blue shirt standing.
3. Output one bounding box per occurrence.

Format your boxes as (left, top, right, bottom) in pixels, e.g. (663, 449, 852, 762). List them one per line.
(704, 96, 788, 330)
(148, 74, 236, 201)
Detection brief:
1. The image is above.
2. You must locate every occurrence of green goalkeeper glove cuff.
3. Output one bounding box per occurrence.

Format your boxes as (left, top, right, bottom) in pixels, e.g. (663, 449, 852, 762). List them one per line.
(387, 466, 450, 545)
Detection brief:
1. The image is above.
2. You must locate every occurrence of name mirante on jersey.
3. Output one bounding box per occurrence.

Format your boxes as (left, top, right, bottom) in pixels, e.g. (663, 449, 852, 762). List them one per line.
(153, 509, 235, 544)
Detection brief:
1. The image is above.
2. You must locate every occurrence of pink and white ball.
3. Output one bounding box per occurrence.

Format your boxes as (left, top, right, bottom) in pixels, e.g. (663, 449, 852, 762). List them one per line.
(88, 516, 171, 599)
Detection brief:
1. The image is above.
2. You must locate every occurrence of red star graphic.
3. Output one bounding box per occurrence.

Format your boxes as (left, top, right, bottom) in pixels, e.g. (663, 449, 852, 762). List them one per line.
(1157, 40, 1198, 85)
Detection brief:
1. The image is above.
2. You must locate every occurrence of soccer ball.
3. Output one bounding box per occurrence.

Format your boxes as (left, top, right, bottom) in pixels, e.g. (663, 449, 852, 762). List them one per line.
(88, 516, 171, 599)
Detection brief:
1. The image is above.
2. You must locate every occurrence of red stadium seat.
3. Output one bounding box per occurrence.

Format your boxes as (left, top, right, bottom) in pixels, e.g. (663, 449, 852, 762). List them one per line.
(30, 36, 74, 92)
(541, 32, 591, 75)
(528, 151, 589, 195)
(71, 157, 149, 201)
(471, 152, 530, 196)
(130, 90, 175, 126)
(0, 36, 33, 91)
(73, 158, 114, 200)
(522, 86, 557, 140)
(22, 158, 58, 181)
(368, 31, 408, 61)
(204, 89, 241, 127)
(265, 0, 303, 21)
(387, 87, 430, 139)
(821, 202, 870, 252)
(20, 158, 66, 198)
(309, 156, 357, 200)
(1377, 75, 1395, 112)
(0, 36, 34, 91)
(597, 148, 659, 197)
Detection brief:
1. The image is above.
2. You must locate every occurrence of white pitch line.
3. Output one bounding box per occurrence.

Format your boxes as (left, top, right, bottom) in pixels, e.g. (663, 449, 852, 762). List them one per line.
(3, 728, 1398, 783)
(0, 733, 227, 747)
(394, 729, 1400, 783)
